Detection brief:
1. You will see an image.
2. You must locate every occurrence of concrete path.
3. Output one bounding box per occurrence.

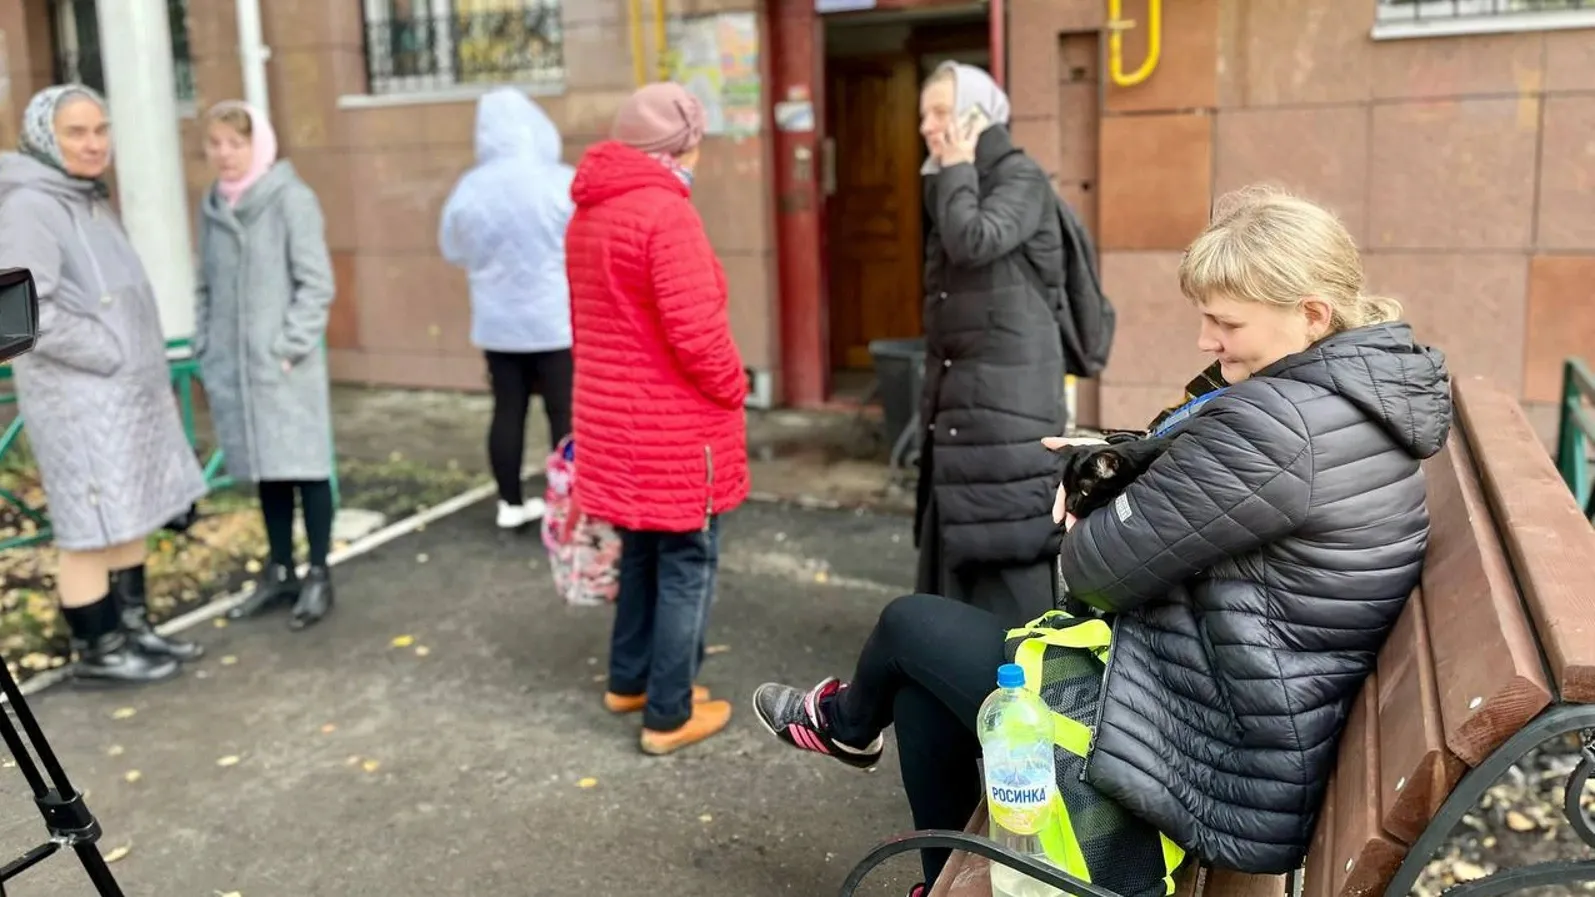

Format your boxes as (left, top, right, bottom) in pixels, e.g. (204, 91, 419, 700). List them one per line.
(0, 500, 930, 897)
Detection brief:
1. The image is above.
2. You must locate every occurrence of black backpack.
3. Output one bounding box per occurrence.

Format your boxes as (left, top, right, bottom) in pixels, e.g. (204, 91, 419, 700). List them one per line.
(1025, 191, 1117, 378)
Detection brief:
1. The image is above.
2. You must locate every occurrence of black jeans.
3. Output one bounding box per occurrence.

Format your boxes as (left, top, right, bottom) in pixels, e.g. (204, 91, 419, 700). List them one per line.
(608, 518, 721, 731)
(259, 479, 335, 568)
(485, 348, 573, 505)
(829, 593, 1007, 884)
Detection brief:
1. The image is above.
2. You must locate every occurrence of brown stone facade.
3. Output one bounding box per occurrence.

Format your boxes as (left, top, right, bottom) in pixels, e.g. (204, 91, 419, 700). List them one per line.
(0, 0, 777, 396)
(1008, 0, 1595, 431)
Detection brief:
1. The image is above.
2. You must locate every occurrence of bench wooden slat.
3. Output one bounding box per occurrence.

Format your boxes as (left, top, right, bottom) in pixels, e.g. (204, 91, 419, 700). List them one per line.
(1327, 675, 1408, 897)
(1456, 380, 1595, 703)
(1373, 589, 1465, 844)
(1203, 870, 1287, 897)
(1420, 430, 1553, 765)
(1303, 773, 1337, 897)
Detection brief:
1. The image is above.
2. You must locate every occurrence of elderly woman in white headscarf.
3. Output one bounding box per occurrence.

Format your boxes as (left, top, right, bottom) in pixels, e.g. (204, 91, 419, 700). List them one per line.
(911, 61, 1066, 626)
(0, 85, 209, 687)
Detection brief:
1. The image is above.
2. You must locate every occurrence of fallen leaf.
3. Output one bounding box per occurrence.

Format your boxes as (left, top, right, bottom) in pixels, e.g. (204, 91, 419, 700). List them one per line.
(213, 617, 228, 628)
(111, 707, 136, 720)
(320, 724, 337, 734)
(705, 645, 731, 656)
(391, 635, 415, 648)
(217, 892, 243, 897)
(1505, 810, 1536, 832)
(576, 777, 598, 789)
(1452, 861, 1490, 882)
(216, 755, 241, 767)
(103, 844, 131, 863)
(107, 745, 125, 757)
(814, 571, 829, 584)
(414, 645, 431, 657)
(123, 770, 142, 783)
(416, 553, 429, 564)
(699, 813, 713, 823)
(362, 759, 381, 773)
(346, 755, 362, 766)
(244, 559, 262, 574)
(389, 450, 404, 463)
(220, 655, 238, 666)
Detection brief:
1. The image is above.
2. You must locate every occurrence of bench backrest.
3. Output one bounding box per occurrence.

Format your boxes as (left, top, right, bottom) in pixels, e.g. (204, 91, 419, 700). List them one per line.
(1303, 378, 1595, 897)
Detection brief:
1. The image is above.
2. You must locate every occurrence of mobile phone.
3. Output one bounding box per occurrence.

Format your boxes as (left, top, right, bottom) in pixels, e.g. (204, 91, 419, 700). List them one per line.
(956, 103, 990, 137)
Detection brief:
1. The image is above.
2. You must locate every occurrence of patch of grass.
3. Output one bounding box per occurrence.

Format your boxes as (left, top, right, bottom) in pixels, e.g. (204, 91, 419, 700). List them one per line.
(337, 453, 490, 520)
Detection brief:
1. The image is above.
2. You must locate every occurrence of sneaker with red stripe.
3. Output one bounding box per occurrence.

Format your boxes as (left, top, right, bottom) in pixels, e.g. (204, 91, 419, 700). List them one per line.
(751, 677, 884, 770)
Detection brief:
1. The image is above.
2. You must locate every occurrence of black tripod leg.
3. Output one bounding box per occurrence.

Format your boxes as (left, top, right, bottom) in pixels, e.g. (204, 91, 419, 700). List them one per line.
(71, 842, 126, 897)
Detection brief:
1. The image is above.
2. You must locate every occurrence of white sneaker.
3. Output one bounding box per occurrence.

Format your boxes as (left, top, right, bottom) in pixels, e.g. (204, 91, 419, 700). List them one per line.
(496, 498, 548, 529)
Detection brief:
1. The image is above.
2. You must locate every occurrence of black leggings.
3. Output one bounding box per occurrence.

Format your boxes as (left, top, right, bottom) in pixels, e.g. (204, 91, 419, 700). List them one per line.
(485, 349, 573, 505)
(827, 593, 1007, 884)
(259, 480, 335, 568)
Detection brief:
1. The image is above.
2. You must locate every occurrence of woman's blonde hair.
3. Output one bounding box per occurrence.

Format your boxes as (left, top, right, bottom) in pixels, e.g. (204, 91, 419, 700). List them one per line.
(206, 106, 252, 137)
(1178, 185, 1401, 332)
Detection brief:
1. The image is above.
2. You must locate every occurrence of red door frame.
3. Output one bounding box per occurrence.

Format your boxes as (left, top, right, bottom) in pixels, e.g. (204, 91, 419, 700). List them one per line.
(771, 0, 1004, 408)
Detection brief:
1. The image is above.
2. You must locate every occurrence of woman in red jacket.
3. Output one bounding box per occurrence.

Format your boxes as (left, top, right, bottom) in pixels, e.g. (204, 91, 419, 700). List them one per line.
(566, 83, 749, 755)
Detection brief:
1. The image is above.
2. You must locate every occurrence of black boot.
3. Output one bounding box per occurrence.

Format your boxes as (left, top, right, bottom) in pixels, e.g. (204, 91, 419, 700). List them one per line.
(228, 562, 300, 620)
(110, 566, 205, 662)
(288, 565, 334, 631)
(63, 596, 180, 686)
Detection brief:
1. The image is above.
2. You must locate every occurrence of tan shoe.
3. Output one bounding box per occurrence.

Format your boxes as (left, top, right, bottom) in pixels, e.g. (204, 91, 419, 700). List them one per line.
(603, 684, 711, 714)
(639, 700, 733, 755)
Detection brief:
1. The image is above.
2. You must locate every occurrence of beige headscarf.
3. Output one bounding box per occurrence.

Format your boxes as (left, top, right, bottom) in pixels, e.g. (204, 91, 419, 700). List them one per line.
(921, 61, 1012, 175)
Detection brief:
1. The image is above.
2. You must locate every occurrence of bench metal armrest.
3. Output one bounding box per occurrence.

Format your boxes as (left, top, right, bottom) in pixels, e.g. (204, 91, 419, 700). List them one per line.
(839, 828, 1127, 897)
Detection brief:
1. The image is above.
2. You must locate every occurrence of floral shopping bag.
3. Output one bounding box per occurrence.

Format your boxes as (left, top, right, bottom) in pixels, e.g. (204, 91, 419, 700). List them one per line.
(541, 436, 621, 606)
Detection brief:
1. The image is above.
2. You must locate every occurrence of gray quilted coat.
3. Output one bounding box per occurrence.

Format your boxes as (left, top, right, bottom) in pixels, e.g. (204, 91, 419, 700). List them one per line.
(195, 161, 334, 483)
(1058, 324, 1452, 874)
(918, 125, 1065, 570)
(0, 153, 208, 551)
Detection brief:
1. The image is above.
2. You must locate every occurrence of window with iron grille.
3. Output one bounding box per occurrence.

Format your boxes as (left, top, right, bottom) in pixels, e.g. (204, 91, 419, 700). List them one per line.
(1377, 0, 1591, 25)
(361, 0, 565, 95)
(51, 0, 195, 104)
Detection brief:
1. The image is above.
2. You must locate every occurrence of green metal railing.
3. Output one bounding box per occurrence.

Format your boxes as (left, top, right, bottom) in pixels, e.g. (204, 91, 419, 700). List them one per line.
(0, 337, 339, 551)
(1555, 357, 1595, 525)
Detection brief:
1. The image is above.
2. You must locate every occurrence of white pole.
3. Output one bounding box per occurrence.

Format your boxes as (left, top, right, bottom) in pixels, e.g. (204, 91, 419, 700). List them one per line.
(235, 0, 271, 111)
(93, 0, 195, 340)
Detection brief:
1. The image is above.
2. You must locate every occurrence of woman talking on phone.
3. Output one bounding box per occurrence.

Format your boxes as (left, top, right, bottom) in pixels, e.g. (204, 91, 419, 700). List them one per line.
(913, 61, 1065, 625)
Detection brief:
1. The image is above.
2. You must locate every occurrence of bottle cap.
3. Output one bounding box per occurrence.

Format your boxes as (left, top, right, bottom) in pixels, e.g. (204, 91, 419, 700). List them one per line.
(997, 663, 1025, 689)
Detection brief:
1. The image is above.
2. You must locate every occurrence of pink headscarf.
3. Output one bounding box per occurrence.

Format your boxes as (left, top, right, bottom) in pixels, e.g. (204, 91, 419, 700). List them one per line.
(208, 100, 278, 207)
(611, 83, 706, 157)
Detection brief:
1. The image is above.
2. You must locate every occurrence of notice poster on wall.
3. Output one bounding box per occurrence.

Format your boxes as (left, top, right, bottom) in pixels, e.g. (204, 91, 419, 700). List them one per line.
(669, 12, 762, 138)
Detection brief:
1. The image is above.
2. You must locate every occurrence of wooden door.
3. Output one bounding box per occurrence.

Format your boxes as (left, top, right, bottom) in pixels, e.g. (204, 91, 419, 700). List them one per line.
(825, 53, 924, 371)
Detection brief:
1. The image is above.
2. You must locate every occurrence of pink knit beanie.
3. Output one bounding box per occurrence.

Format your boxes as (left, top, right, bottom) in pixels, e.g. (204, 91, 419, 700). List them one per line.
(611, 82, 707, 156)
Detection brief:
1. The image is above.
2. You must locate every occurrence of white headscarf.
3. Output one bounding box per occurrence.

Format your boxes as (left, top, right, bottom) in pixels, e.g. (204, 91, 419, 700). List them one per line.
(921, 61, 1012, 175)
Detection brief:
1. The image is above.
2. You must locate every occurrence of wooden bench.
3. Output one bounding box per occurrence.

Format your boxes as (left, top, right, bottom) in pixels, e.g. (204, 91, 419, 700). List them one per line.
(840, 378, 1595, 897)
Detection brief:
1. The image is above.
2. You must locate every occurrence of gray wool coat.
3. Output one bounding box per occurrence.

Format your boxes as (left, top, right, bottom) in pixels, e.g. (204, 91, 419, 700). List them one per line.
(0, 152, 208, 551)
(195, 161, 335, 484)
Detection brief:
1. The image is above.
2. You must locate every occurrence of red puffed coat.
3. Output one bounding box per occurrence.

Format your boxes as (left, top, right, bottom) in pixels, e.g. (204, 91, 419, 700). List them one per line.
(564, 140, 749, 533)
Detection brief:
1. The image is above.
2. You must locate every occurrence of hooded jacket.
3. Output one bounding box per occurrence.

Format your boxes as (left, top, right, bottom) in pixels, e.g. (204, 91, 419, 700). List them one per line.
(564, 140, 748, 533)
(1057, 323, 1453, 873)
(439, 88, 574, 353)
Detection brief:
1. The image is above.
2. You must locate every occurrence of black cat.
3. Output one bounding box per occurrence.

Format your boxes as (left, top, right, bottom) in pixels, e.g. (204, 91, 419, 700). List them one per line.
(1053, 432, 1176, 520)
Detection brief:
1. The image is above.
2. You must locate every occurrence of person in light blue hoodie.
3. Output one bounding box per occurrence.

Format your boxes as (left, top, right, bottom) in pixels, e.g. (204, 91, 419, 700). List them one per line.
(441, 88, 575, 530)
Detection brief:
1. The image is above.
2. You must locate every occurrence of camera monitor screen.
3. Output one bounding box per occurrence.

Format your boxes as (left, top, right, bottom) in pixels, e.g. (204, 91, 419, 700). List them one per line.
(0, 267, 40, 366)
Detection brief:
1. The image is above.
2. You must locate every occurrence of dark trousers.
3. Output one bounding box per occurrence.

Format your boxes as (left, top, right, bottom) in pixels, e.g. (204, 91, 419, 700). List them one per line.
(259, 479, 335, 568)
(828, 593, 1006, 884)
(485, 348, 573, 505)
(607, 518, 721, 731)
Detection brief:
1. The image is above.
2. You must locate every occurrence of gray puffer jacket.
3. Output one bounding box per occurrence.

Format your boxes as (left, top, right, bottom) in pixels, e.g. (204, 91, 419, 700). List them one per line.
(1057, 323, 1452, 873)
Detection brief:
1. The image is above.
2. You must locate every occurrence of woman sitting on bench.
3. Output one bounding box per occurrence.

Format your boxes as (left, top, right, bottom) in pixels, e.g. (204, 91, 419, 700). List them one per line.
(752, 186, 1455, 895)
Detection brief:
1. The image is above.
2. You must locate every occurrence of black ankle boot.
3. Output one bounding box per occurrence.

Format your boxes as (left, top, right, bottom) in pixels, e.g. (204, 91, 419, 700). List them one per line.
(228, 562, 300, 620)
(288, 565, 334, 631)
(110, 566, 204, 662)
(63, 597, 180, 686)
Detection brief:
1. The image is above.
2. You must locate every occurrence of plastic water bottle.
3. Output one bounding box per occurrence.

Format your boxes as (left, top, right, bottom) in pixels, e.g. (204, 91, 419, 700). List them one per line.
(979, 663, 1064, 897)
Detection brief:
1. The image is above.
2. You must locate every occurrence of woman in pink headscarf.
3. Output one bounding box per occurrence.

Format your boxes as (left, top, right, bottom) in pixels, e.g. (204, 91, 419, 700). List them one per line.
(566, 82, 749, 756)
(195, 101, 339, 630)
